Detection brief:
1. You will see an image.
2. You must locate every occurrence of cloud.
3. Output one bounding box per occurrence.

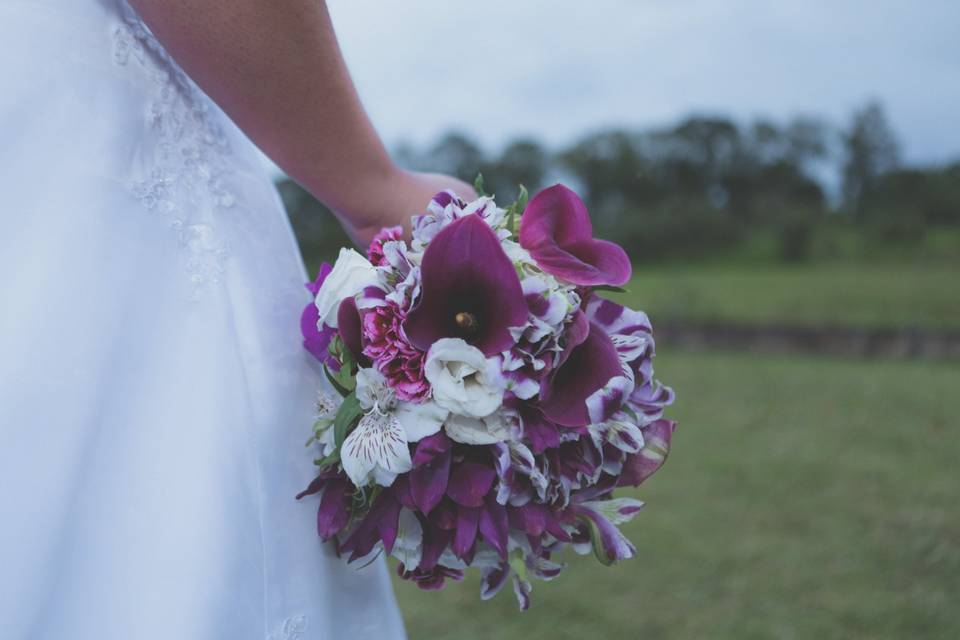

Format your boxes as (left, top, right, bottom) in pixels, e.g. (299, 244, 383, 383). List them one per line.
(328, 0, 960, 163)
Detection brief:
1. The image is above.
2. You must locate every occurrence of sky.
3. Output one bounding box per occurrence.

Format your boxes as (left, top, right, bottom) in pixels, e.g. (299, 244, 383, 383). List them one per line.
(326, 0, 960, 165)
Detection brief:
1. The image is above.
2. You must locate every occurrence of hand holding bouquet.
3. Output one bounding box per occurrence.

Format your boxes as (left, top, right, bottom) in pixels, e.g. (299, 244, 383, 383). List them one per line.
(298, 183, 675, 608)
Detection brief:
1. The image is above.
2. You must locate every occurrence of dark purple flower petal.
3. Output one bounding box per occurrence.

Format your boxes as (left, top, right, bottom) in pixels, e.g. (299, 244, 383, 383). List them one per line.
(452, 505, 480, 560)
(555, 309, 590, 370)
(428, 498, 458, 530)
(540, 322, 624, 427)
(397, 563, 464, 591)
(316, 477, 352, 539)
(341, 492, 400, 562)
(431, 190, 456, 209)
(409, 446, 451, 515)
(478, 498, 509, 560)
(519, 185, 631, 286)
(446, 462, 496, 507)
(618, 420, 676, 487)
(336, 297, 368, 366)
(390, 475, 417, 511)
(295, 474, 328, 500)
(412, 432, 452, 467)
(521, 407, 562, 453)
(509, 503, 549, 536)
(404, 214, 527, 356)
(419, 523, 452, 572)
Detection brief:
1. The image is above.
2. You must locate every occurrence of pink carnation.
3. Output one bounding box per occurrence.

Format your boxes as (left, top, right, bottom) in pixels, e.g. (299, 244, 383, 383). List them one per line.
(367, 225, 404, 267)
(362, 301, 430, 402)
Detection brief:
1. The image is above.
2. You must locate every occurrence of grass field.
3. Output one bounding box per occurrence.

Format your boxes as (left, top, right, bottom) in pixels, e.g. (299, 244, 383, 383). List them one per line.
(610, 263, 959, 330)
(392, 350, 959, 639)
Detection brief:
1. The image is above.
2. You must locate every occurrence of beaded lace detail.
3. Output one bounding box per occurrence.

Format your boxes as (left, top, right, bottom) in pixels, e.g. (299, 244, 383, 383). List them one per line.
(113, 2, 236, 298)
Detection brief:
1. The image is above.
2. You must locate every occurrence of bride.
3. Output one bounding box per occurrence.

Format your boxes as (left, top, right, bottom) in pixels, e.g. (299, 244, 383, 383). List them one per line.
(0, 1, 472, 638)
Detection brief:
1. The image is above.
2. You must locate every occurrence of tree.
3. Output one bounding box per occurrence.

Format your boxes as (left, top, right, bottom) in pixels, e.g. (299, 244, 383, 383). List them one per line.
(841, 102, 900, 215)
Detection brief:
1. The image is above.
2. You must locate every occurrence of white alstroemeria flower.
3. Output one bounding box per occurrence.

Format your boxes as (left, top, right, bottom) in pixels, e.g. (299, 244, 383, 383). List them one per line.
(314, 248, 379, 328)
(343, 367, 449, 488)
(355, 367, 396, 411)
(445, 411, 510, 445)
(424, 338, 505, 418)
(340, 407, 412, 487)
(355, 367, 447, 443)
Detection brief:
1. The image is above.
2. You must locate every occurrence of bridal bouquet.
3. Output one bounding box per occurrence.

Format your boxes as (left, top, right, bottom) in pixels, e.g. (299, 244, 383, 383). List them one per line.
(297, 183, 675, 609)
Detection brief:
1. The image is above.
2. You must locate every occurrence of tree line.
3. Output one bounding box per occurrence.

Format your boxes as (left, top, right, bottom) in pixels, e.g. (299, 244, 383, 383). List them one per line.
(281, 102, 960, 266)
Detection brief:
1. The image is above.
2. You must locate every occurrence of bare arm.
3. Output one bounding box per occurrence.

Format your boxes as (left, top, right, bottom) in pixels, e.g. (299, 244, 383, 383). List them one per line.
(128, 0, 473, 243)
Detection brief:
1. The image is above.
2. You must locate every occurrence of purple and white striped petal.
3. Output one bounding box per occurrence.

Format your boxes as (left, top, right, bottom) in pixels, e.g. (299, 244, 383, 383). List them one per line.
(580, 497, 645, 525)
(618, 419, 676, 487)
(585, 373, 635, 425)
(511, 573, 533, 611)
(585, 296, 652, 338)
(572, 502, 637, 564)
(480, 563, 511, 600)
(526, 554, 565, 581)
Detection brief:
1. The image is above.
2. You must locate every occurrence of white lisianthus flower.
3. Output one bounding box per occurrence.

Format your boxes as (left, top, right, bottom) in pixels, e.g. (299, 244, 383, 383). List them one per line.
(314, 248, 379, 328)
(395, 401, 448, 442)
(445, 411, 510, 445)
(424, 338, 505, 418)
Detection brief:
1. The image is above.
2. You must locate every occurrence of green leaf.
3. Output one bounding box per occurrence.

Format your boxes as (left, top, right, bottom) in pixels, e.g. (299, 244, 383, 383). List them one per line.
(593, 285, 629, 295)
(474, 173, 487, 197)
(515, 184, 529, 215)
(324, 365, 351, 397)
(314, 451, 340, 468)
(583, 516, 615, 566)
(508, 548, 528, 583)
(333, 392, 363, 451)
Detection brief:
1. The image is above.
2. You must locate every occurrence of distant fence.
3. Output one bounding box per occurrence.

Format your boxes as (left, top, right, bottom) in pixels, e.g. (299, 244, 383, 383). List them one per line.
(657, 321, 960, 360)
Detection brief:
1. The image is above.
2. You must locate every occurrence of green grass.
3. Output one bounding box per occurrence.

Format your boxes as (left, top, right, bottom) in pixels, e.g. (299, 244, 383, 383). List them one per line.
(393, 351, 959, 639)
(612, 263, 960, 330)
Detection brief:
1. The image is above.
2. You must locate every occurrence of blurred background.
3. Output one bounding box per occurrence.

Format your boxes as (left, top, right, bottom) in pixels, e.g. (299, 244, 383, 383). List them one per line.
(283, 1, 959, 637)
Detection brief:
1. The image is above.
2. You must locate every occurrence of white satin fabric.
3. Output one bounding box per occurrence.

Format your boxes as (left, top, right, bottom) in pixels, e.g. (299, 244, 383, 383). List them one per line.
(0, 2, 405, 638)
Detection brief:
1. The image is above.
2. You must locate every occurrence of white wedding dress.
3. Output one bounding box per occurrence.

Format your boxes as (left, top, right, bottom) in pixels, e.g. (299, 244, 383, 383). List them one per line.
(0, 1, 406, 638)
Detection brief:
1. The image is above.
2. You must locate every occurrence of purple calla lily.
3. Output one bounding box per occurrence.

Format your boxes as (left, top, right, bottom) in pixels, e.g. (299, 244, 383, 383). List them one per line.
(519, 185, 631, 286)
(404, 214, 527, 356)
(539, 322, 624, 427)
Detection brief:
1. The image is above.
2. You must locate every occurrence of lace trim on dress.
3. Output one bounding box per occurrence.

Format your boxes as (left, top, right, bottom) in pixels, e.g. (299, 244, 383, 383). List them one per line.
(112, 2, 236, 298)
